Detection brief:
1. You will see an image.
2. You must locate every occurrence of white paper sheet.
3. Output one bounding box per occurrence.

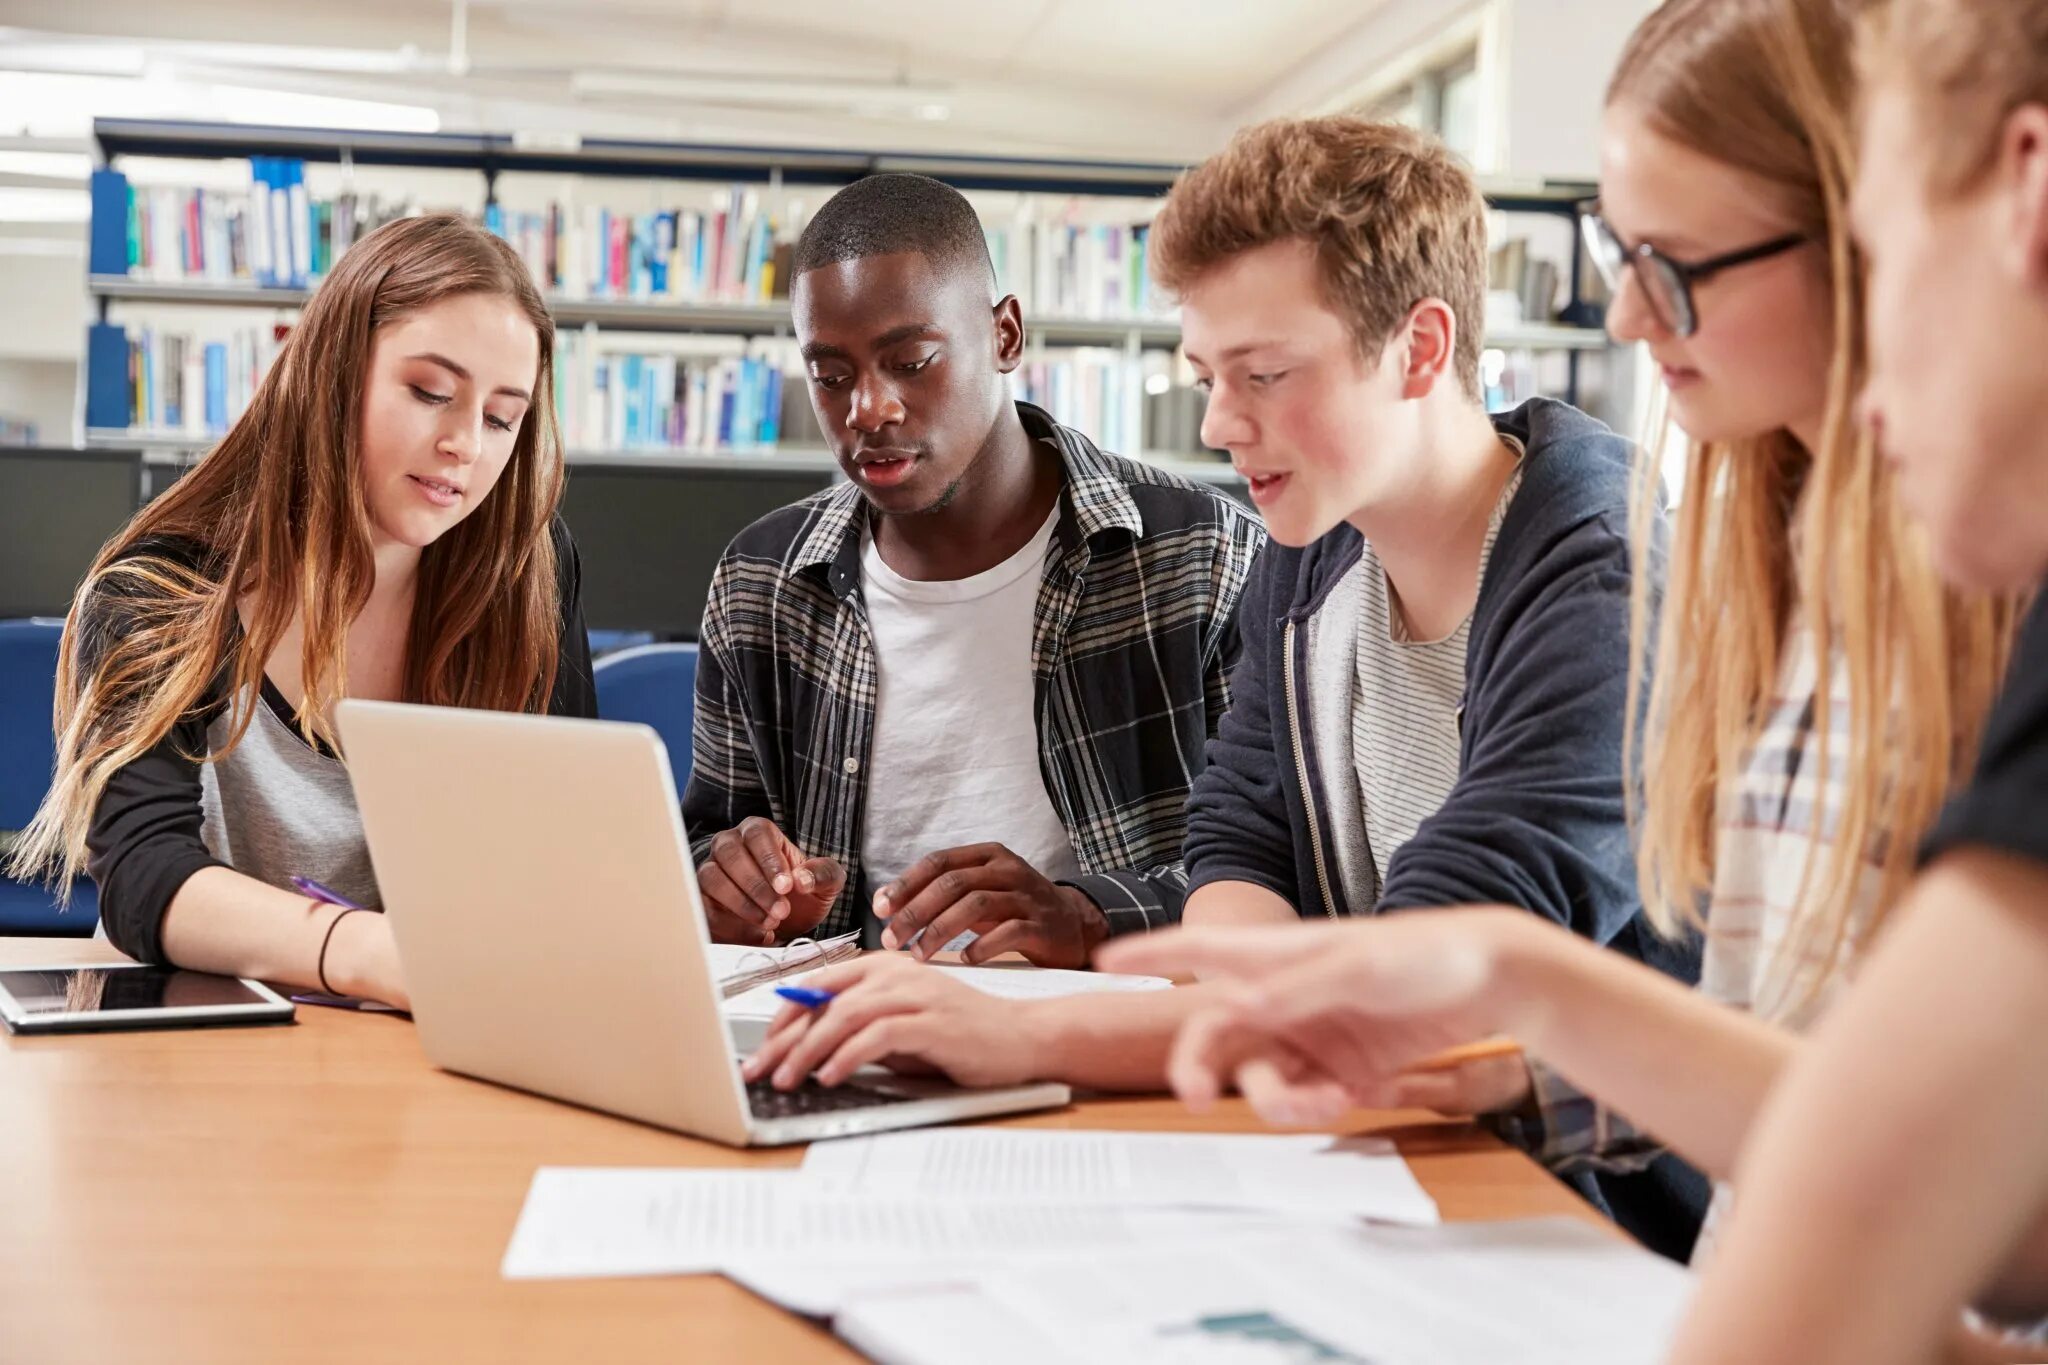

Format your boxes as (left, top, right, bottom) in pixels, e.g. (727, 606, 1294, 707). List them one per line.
(800, 1127, 1440, 1224)
(500, 1166, 1314, 1281)
(837, 1219, 1694, 1365)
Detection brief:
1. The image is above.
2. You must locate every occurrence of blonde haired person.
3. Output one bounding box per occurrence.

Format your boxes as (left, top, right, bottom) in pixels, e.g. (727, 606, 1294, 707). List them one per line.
(8, 214, 596, 1011)
(1668, 1, 2048, 1359)
(1102, 0, 2021, 1281)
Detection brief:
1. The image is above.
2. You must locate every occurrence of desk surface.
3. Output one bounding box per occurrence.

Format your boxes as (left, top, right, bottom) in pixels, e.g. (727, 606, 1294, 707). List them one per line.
(0, 937, 1601, 1364)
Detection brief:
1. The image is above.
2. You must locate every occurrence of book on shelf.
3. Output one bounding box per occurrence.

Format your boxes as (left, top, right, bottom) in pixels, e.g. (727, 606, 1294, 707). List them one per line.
(82, 312, 1214, 460)
(87, 320, 284, 437)
(92, 162, 1171, 325)
(552, 329, 821, 454)
(992, 217, 1165, 322)
(1011, 348, 1184, 456)
(488, 187, 796, 305)
(90, 162, 417, 289)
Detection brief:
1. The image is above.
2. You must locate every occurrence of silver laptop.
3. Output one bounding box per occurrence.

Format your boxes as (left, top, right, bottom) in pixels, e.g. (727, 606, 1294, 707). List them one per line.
(335, 699, 1070, 1146)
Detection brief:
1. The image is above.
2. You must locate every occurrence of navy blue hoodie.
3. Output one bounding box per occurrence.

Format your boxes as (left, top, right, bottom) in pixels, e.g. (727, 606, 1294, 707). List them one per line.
(1184, 398, 1707, 1258)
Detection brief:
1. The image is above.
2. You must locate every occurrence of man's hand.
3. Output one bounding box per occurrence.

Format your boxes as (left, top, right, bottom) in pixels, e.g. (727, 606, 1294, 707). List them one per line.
(741, 954, 1046, 1090)
(1096, 908, 1540, 1122)
(697, 816, 846, 945)
(874, 843, 1109, 967)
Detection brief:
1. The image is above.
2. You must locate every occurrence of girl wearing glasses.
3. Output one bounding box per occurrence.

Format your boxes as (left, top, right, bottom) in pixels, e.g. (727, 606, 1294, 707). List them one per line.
(1101, 0, 2025, 1288)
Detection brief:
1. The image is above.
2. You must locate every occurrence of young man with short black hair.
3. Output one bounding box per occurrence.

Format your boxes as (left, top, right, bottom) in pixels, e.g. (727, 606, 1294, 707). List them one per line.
(682, 172, 1264, 968)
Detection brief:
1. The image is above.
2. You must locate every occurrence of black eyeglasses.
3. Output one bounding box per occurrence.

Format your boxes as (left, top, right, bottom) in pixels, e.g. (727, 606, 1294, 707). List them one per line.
(1579, 206, 1807, 338)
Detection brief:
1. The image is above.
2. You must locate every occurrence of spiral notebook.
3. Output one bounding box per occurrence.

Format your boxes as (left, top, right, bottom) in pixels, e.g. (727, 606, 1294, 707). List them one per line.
(705, 931, 862, 998)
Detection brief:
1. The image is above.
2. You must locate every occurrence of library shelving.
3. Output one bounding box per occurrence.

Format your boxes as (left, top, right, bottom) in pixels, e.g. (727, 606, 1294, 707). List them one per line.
(79, 118, 1611, 464)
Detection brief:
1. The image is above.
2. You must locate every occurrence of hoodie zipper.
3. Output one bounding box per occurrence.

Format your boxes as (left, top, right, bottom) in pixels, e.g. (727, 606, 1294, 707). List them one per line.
(1281, 619, 1340, 919)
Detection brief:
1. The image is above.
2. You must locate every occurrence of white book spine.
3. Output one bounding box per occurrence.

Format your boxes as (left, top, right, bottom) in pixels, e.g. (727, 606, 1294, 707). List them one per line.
(250, 177, 273, 286)
(288, 179, 311, 288)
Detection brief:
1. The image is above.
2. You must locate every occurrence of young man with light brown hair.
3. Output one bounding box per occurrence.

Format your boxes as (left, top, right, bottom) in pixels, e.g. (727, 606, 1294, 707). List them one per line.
(742, 116, 1707, 1258)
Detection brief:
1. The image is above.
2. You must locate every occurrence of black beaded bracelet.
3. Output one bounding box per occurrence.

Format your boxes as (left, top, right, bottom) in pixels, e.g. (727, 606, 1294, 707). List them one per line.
(316, 907, 367, 995)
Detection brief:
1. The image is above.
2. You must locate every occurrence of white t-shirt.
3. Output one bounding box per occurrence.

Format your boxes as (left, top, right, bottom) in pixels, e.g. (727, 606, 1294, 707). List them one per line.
(858, 502, 1082, 894)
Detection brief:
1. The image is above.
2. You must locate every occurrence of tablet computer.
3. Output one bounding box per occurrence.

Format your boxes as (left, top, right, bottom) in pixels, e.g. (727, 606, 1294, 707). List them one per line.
(0, 964, 295, 1034)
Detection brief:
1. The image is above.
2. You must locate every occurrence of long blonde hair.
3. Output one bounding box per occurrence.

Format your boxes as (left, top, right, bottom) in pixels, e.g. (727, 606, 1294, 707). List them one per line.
(1617, 0, 2020, 980)
(1859, 0, 2048, 197)
(10, 213, 566, 893)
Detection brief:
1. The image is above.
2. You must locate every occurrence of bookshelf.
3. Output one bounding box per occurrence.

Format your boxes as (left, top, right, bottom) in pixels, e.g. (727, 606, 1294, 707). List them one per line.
(79, 118, 1612, 465)
(85, 276, 1187, 349)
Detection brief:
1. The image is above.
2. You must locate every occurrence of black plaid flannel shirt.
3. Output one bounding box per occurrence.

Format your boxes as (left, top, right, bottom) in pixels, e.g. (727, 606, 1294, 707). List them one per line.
(681, 403, 1267, 940)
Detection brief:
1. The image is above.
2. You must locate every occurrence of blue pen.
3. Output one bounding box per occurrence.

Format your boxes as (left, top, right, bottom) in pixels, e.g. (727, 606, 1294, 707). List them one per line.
(291, 875, 367, 911)
(774, 985, 836, 1010)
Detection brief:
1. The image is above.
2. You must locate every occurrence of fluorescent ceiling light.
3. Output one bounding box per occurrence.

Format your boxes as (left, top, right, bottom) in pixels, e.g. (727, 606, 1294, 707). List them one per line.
(208, 84, 440, 133)
(0, 187, 90, 221)
(0, 36, 148, 76)
(0, 72, 439, 138)
(572, 69, 950, 111)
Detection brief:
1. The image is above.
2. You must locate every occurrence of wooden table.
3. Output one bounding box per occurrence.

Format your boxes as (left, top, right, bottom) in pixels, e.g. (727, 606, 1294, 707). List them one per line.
(0, 937, 1602, 1364)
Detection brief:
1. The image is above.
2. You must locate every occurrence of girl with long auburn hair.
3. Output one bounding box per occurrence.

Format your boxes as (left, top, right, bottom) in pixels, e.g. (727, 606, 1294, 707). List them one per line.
(9, 212, 595, 1010)
(1101, 0, 2023, 1268)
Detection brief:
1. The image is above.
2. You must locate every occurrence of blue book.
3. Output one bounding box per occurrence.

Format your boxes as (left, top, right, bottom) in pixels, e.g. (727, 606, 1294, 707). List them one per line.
(89, 168, 131, 277)
(720, 366, 745, 446)
(650, 212, 674, 295)
(204, 342, 228, 433)
(629, 214, 649, 298)
(285, 160, 311, 288)
(623, 355, 643, 445)
(85, 322, 132, 430)
(484, 202, 504, 237)
(734, 359, 754, 448)
(760, 365, 782, 445)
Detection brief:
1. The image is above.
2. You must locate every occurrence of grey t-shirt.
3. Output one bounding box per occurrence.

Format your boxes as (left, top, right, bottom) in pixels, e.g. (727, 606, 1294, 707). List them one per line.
(1349, 443, 1525, 899)
(197, 690, 379, 910)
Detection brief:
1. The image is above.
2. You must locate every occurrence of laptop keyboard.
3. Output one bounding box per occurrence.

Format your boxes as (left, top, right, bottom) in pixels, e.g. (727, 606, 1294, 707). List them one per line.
(746, 1078, 906, 1121)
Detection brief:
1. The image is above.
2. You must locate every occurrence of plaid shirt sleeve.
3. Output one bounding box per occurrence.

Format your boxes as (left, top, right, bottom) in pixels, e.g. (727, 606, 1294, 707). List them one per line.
(1061, 503, 1263, 937)
(680, 554, 775, 865)
(1481, 1058, 1668, 1174)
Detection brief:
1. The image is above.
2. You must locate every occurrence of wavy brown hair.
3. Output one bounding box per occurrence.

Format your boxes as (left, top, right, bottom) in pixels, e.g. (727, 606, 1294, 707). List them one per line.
(1615, 0, 2020, 996)
(10, 213, 565, 893)
(1149, 116, 1490, 401)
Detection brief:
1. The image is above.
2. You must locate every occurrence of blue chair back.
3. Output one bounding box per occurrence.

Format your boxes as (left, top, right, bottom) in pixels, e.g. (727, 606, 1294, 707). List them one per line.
(0, 619, 98, 935)
(593, 642, 699, 789)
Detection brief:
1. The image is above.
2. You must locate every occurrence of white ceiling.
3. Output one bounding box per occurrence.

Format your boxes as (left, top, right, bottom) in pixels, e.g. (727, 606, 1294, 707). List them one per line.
(0, 0, 1406, 160)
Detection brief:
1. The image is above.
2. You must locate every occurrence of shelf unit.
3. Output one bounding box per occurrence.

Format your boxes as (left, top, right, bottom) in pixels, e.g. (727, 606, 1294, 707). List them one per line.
(85, 275, 1187, 349)
(78, 428, 1247, 488)
(81, 118, 1611, 458)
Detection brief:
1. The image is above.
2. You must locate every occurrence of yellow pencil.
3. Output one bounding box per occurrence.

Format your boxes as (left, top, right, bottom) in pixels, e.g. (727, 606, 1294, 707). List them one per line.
(1406, 1036, 1523, 1074)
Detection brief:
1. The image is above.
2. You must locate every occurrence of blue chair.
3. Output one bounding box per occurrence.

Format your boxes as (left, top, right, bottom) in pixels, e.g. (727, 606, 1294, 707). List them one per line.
(593, 642, 699, 788)
(0, 619, 98, 936)
(587, 628, 657, 658)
